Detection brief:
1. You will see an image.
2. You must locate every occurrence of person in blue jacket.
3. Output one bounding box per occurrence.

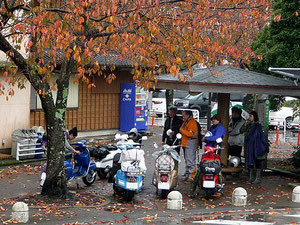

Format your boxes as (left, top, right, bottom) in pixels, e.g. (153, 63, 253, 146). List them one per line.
(202, 114, 226, 147)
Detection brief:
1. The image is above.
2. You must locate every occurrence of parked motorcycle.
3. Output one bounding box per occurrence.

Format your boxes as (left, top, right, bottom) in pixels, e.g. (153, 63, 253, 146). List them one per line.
(152, 133, 182, 199)
(191, 137, 224, 199)
(40, 140, 97, 187)
(112, 134, 147, 201)
(89, 144, 121, 179)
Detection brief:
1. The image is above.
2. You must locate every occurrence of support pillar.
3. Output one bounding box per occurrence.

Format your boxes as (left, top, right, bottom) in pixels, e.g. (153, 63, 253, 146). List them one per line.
(217, 93, 230, 166)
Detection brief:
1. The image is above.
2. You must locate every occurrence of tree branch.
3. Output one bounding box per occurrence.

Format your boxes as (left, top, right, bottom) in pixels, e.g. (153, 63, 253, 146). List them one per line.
(0, 32, 42, 91)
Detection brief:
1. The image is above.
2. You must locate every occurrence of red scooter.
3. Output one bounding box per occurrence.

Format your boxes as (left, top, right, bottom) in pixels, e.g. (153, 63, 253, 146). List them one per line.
(191, 142, 224, 199)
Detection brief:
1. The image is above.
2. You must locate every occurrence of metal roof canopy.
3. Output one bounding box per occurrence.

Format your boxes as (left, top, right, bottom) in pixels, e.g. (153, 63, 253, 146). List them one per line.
(156, 66, 300, 96)
(268, 67, 300, 83)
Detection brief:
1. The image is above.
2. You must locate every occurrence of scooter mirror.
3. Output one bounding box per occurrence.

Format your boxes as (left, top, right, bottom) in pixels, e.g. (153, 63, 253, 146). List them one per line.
(142, 136, 148, 141)
(154, 143, 158, 148)
(115, 133, 121, 140)
(176, 133, 182, 140)
(216, 137, 223, 144)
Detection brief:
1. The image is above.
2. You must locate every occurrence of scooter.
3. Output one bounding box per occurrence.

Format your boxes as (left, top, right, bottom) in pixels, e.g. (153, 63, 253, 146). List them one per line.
(152, 133, 182, 199)
(113, 135, 147, 201)
(40, 140, 97, 187)
(90, 133, 142, 179)
(191, 137, 224, 199)
(89, 144, 121, 179)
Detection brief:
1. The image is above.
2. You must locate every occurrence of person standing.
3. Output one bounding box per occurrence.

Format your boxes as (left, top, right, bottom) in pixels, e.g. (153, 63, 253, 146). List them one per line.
(180, 110, 198, 181)
(240, 111, 269, 184)
(228, 107, 245, 160)
(162, 106, 183, 154)
(202, 114, 226, 148)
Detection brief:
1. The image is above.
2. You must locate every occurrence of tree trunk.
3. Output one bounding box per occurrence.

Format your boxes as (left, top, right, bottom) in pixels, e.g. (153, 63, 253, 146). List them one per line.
(165, 89, 174, 114)
(41, 61, 71, 198)
(40, 89, 69, 198)
(41, 115, 68, 197)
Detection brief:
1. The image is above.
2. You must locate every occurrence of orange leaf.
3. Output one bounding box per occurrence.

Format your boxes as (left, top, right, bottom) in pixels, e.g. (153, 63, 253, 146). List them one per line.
(175, 57, 182, 65)
(79, 17, 85, 24)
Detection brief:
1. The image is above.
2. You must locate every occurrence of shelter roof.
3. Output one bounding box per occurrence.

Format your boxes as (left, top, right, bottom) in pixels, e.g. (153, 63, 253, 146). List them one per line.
(156, 66, 300, 96)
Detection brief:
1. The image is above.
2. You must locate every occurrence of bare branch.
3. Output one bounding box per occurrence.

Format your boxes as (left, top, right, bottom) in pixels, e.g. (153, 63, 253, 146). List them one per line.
(46, 8, 71, 13)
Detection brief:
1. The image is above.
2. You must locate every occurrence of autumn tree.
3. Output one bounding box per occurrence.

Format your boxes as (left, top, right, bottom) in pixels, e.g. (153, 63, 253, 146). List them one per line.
(0, 0, 271, 198)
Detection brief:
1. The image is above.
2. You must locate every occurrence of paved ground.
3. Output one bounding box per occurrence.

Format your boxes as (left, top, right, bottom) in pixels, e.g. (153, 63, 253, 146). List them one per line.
(0, 127, 300, 224)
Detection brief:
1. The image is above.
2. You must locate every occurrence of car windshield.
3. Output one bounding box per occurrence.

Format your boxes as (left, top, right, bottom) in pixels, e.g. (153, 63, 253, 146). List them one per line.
(174, 91, 189, 98)
(152, 91, 165, 98)
(153, 90, 188, 99)
(185, 94, 201, 100)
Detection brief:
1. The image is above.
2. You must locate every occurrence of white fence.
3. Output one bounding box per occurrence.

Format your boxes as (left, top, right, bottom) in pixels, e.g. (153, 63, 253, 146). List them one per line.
(16, 143, 45, 161)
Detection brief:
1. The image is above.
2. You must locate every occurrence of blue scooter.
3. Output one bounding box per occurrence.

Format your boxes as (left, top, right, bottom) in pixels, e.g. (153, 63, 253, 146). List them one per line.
(40, 140, 97, 187)
(113, 136, 147, 201)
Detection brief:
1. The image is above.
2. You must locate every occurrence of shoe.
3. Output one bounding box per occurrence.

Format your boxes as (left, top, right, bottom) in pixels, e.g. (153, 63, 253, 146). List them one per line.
(184, 178, 193, 183)
(248, 168, 255, 183)
(252, 169, 262, 184)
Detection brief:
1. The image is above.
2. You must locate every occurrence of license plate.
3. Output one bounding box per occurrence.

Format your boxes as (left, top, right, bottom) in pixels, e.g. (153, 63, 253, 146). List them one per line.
(203, 180, 215, 188)
(127, 182, 138, 189)
(158, 182, 170, 190)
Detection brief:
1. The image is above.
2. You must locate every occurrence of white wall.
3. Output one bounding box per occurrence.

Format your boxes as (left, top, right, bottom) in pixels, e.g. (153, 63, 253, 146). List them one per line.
(0, 74, 31, 150)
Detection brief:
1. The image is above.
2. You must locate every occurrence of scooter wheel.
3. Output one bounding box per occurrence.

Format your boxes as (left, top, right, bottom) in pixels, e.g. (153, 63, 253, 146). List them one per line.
(205, 190, 213, 200)
(97, 168, 108, 179)
(125, 190, 135, 202)
(82, 170, 96, 186)
(161, 190, 169, 199)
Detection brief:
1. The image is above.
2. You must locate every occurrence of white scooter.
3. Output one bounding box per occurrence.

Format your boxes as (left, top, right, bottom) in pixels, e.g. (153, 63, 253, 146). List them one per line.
(90, 133, 140, 179)
(89, 144, 122, 179)
(153, 133, 182, 199)
(112, 134, 147, 201)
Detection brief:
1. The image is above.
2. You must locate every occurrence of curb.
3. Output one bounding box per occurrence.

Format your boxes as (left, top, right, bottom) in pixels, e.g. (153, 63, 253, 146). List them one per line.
(267, 167, 300, 179)
(0, 157, 46, 167)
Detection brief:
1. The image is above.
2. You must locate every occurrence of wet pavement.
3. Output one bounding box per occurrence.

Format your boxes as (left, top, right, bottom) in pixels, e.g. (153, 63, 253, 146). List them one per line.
(0, 127, 300, 224)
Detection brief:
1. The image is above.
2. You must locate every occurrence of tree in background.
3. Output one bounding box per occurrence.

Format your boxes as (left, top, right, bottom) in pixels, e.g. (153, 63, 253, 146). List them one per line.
(250, 0, 300, 111)
(0, 0, 271, 198)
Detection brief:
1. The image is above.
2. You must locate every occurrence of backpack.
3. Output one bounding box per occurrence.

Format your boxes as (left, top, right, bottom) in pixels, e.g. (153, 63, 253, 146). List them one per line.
(196, 121, 203, 148)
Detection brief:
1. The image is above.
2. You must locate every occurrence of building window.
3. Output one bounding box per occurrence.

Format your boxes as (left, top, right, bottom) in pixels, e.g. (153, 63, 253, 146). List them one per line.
(30, 76, 79, 110)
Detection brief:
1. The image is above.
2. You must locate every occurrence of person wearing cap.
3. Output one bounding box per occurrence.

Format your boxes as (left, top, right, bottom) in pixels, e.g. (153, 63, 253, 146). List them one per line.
(202, 114, 226, 147)
(128, 127, 142, 143)
(240, 111, 269, 184)
(180, 110, 199, 181)
(42, 127, 80, 156)
(228, 107, 245, 160)
(162, 106, 183, 154)
(65, 127, 80, 155)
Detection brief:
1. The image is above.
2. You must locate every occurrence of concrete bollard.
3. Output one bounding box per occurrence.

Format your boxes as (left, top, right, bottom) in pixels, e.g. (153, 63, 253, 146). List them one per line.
(232, 187, 247, 206)
(292, 186, 300, 203)
(167, 191, 182, 210)
(12, 202, 29, 223)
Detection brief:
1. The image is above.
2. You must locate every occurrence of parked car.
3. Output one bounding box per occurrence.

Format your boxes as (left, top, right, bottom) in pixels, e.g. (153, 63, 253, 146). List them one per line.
(174, 93, 245, 118)
(151, 90, 189, 116)
(269, 106, 299, 129)
(211, 101, 249, 120)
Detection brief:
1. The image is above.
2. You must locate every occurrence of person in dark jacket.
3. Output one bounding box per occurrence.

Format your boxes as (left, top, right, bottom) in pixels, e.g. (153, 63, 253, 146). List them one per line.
(162, 106, 183, 154)
(202, 114, 226, 147)
(228, 107, 245, 160)
(240, 111, 269, 184)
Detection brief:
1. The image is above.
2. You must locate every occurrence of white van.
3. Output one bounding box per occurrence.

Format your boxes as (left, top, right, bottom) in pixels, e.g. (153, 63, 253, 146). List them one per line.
(151, 90, 189, 116)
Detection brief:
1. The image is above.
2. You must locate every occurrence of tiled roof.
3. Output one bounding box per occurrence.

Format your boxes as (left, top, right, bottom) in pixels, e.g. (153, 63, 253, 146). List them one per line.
(157, 66, 297, 87)
(43, 51, 133, 67)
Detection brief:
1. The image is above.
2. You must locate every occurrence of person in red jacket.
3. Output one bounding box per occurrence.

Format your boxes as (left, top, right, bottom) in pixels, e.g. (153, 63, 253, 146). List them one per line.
(180, 110, 199, 181)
